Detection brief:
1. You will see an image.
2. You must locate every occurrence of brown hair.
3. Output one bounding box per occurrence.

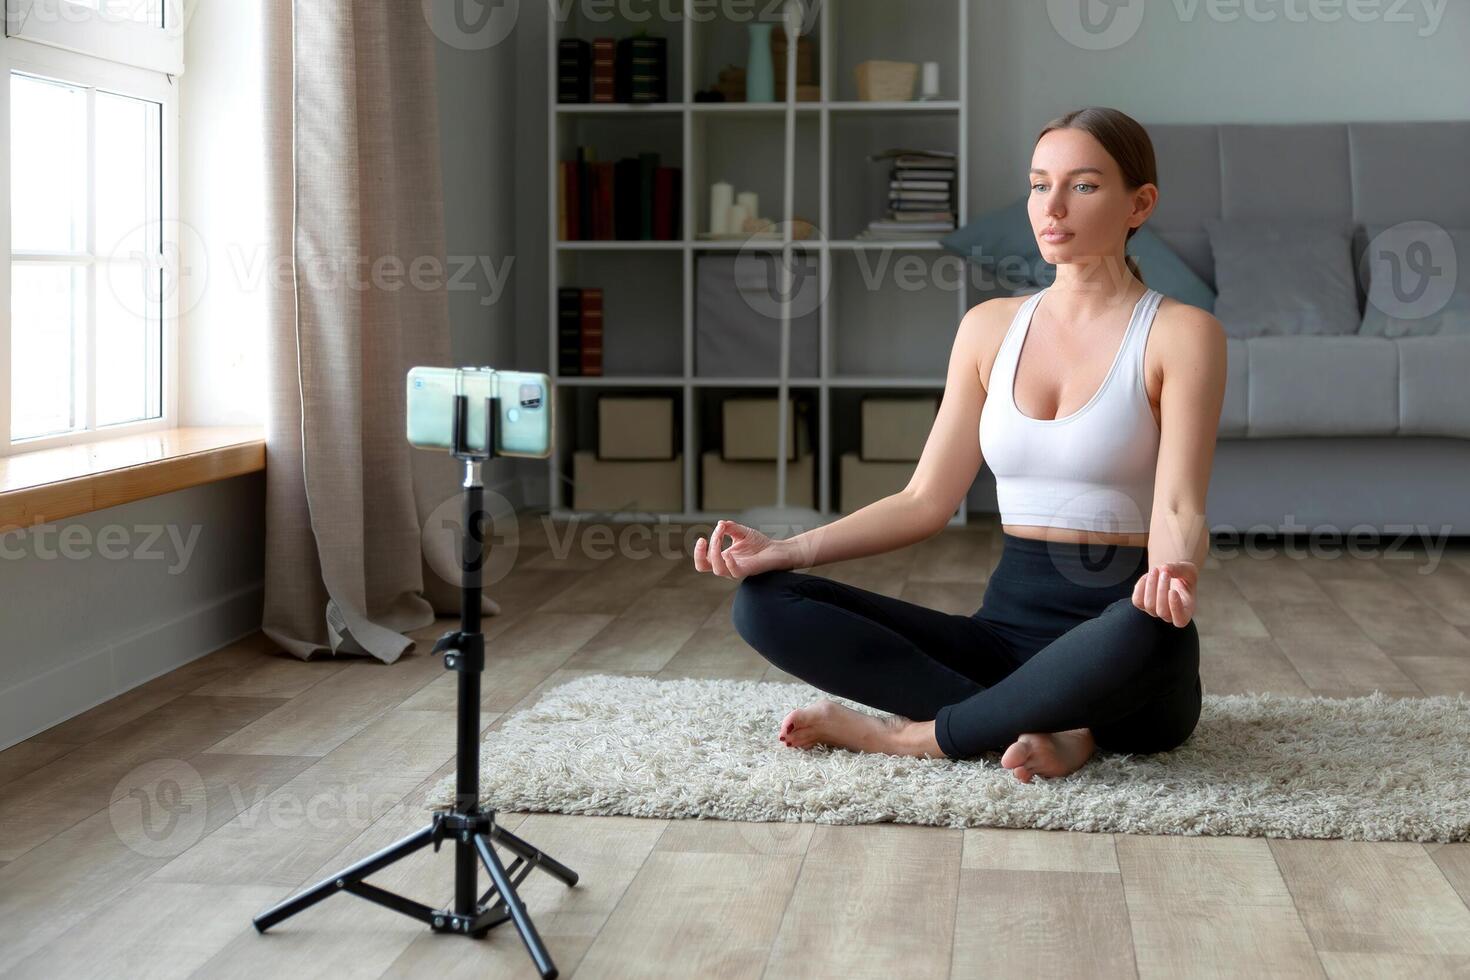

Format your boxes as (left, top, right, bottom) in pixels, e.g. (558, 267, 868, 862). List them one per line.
(1036, 107, 1156, 286)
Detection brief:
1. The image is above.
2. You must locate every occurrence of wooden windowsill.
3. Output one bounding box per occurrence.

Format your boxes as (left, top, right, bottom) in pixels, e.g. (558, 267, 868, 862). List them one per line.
(0, 426, 266, 532)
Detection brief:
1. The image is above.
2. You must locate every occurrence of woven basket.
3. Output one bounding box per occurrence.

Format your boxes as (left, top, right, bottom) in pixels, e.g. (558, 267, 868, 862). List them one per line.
(854, 60, 918, 101)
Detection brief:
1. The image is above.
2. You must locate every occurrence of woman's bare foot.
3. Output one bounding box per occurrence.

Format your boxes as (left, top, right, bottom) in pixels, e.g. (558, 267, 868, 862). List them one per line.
(1000, 728, 1096, 782)
(779, 699, 906, 755)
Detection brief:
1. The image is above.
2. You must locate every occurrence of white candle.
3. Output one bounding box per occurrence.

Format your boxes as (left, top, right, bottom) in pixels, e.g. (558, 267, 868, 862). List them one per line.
(921, 61, 941, 100)
(736, 191, 759, 223)
(727, 203, 748, 235)
(709, 180, 733, 235)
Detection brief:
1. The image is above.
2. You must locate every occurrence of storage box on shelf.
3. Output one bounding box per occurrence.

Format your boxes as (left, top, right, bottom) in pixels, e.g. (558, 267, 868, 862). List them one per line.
(546, 0, 969, 523)
(562, 385, 684, 513)
(598, 394, 677, 460)
(837, 394, 937, 512)
(699, 393, 817, 511)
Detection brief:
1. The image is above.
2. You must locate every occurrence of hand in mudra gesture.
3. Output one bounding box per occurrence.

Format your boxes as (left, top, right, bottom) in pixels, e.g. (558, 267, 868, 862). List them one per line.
(1133, 560, 1198, 628)
(692, 519, 792, 580)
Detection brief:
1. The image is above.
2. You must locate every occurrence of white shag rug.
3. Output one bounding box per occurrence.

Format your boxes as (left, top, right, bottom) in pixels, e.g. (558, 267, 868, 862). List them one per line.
(424, 674, 1470, 842)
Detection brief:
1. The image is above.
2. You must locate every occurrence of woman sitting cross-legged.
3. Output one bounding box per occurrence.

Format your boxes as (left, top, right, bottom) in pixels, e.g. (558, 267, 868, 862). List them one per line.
(691, 106, 1228, 783)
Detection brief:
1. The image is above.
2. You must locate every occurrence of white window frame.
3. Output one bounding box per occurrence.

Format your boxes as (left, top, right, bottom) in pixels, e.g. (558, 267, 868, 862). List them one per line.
(1, 33, 179, 455)
(6, 0, 185, 76)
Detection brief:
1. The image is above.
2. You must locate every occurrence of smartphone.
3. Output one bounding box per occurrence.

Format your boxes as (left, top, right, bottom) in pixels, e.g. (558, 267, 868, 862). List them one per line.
(406, 366, 554, 458)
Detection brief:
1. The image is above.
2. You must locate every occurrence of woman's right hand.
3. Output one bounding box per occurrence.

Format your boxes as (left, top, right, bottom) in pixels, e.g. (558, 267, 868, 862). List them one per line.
(692, 520, 793, 580)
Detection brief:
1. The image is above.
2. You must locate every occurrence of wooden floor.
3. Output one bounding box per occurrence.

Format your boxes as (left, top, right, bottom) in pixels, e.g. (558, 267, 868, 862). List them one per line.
(4, 514, 1470, 978)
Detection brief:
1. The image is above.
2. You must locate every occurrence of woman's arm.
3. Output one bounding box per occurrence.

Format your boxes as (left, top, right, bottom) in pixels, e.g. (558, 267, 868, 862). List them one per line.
(780, 303, 993, 569)
(1145, 305, 1228, 575)
(1135, 305, 1226, 627)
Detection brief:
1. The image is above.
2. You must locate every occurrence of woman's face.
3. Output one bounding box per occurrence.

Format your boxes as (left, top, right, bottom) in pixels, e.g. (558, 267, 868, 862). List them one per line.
(1028, 127, 1151, 270)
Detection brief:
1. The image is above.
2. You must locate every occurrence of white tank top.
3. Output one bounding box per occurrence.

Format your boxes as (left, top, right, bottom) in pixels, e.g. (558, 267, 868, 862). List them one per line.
(979, 286, 1164, 534)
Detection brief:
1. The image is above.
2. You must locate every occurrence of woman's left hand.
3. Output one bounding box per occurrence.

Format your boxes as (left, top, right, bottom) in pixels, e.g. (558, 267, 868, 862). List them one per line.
(1133, 560, 1198, 628)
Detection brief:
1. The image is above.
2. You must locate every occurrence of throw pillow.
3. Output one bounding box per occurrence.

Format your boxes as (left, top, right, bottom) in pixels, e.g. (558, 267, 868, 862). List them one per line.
(941, 194, 1217, 310)
(1204, 218, 1360, 338)
(1357, 221, 1470, 337)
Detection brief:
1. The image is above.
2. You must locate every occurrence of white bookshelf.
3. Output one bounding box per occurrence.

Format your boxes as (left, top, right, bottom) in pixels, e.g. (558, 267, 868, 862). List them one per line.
(545, 0, 970, 524)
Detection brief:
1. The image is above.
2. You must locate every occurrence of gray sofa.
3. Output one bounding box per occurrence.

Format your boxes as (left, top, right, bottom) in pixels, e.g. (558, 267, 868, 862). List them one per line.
(1137, 121, 1469, 536)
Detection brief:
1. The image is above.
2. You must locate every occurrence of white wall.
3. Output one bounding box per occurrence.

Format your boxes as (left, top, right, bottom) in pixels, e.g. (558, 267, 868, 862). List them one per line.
(177, 0, 268, 426)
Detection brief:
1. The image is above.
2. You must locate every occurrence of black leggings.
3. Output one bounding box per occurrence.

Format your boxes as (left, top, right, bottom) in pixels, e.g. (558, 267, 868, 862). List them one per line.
(731, 531, 1202, 760)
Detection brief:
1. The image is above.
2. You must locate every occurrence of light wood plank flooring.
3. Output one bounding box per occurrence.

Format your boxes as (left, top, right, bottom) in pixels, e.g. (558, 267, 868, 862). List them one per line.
(4, 514, 1470, 978)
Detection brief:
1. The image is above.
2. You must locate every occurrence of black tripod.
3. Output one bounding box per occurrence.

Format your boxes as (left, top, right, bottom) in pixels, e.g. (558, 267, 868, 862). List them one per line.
(252, 394, 579, 979)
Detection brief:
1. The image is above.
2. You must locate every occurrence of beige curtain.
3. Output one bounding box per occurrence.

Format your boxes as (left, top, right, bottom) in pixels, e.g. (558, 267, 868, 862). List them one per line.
(261, 0, 499, 663)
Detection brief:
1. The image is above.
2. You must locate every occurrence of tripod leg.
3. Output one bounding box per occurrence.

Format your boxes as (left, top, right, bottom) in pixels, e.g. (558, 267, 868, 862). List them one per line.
(254, 822, 440, 932)
(474, 834, 559, 980)
(490, 823, 580, 887)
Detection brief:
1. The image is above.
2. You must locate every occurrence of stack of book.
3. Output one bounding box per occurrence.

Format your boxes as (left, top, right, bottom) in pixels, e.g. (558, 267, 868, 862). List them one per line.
(557, 287, 604, 377)
(557, 146, 681, 240)
(556, 35, 669, 103)
(857, 148, 957, 241)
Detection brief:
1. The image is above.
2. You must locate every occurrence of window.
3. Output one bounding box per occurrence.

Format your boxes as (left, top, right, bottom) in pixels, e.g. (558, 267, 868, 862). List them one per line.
(3, 7, 179, 454)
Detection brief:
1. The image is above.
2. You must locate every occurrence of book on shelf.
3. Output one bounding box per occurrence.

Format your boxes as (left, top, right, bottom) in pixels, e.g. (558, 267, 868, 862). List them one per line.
(592, 37, 616, 102)
(614, 35, 669, 103)
(893, 168, 956, 181)
(878, 210, 954, 222)
(556, 38, 591, 103)
(867, 145, 956, 236)
(853, 228, 950, 241)
(890, 177, 952, 192)
(867, 147, 956, 169)
(558, 145, 681, 241)
(864, 219, 955, 231)
(889, 189, 952, 202)
(557, 286, 604, 376)
(557, 34, 669, 104)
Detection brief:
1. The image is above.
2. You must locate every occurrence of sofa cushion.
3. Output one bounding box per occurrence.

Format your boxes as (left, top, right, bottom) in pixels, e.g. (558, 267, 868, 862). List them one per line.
(1398, 336, 1470, 438)
(1219, 338, 1248, 437)
(1358, 222, 1470, 337)
(939, 195, 1047, 292)
(1246, 336, 1397, 437)
(1205, 218, 1361, 338)
(941, 194, 1217, 309)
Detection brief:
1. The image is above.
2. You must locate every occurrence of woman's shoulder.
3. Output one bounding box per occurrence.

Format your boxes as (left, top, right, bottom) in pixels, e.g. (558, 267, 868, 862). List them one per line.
(1152, 293, 1224, 336)
(961, 294, 1032, 396)
(1149, 294, 1228, 372)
